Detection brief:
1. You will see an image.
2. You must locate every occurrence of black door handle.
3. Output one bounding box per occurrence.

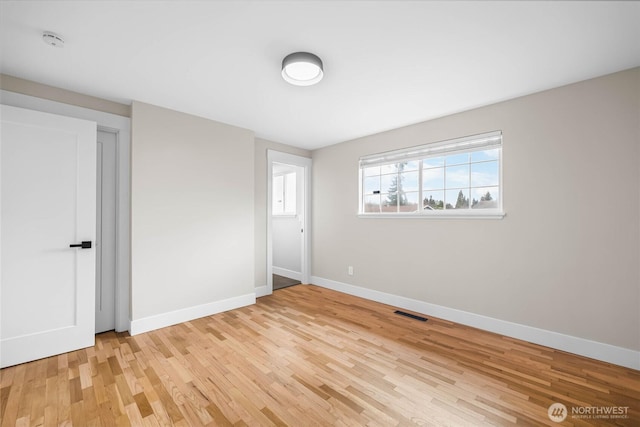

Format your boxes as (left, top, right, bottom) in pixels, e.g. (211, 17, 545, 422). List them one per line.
(70, 241, 92, 249)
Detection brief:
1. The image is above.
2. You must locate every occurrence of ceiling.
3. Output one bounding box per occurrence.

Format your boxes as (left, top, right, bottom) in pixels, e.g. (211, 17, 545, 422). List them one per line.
(1, 1, 639, 150)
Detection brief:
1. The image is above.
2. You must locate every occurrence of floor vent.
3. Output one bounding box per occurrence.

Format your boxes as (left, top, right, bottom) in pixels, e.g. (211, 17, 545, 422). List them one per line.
(394, 310, 428, 322)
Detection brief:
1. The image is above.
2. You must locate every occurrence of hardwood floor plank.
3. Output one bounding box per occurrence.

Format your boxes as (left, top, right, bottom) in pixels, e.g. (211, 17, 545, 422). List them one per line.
(133, 392, 154, 418)
(143, 366, 185, 425)
(2, 285, 638, 426)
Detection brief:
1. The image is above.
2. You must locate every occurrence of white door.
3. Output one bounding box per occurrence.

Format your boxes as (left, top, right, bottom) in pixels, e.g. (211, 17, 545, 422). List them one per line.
(1, 104, 97, 368)
(95, 130, 117, 333)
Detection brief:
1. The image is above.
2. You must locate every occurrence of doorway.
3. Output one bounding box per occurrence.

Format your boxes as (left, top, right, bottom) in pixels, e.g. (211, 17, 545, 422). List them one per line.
(1, 90, 131, 334)
(267, 151, 311, 294)
(272, 162, 303, 290)
(96, 129, 117, 333)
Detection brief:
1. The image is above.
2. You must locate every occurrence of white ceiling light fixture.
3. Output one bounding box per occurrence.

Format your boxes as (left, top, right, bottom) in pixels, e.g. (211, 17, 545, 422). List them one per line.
(42, 31, 64, 48)
(281, 52, 324, 86)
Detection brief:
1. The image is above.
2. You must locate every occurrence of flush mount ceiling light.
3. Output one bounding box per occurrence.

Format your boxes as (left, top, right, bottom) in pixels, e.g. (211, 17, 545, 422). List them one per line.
(281, 52, 324, 86)
(42, 31, 64, 48)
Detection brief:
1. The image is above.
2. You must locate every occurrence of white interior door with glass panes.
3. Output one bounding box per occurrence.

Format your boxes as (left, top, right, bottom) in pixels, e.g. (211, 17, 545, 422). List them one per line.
(0, 104, 97, 368)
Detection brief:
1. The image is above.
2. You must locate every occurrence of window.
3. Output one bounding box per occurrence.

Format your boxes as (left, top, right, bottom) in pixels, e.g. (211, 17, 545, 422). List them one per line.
(273, 171, 296, 215)
(359, 131, 503, 217)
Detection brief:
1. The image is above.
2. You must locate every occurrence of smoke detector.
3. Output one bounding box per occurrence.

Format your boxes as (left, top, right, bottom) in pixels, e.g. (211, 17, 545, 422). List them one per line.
(42, 31, 64, 48)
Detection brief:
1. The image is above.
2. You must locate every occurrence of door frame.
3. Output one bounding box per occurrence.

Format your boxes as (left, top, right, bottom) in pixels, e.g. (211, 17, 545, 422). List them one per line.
(96, 129, 118, 333)
(266, 150, 312, 295)
(1, 90, 131, 332)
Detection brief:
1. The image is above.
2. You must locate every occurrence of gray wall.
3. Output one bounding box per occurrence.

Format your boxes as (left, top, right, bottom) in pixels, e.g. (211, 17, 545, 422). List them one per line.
(311, 68, 640, 351)
(0, 74, 130, 117)
(6, 70, 638, 356)
(0, 72, 312, 309)
(131, 101, 255, 320)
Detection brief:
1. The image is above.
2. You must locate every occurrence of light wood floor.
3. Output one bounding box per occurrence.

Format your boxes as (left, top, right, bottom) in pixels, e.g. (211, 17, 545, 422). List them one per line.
(1, 285, 638, 426)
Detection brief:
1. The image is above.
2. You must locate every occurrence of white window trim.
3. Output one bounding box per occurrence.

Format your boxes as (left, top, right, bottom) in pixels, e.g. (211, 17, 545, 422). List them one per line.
(357, 210, 505, 219)
(358, 131, 505, 219)
(273, 214, 298, 219)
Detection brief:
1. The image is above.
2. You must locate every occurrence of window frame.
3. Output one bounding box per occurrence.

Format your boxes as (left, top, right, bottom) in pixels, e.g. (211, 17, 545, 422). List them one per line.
(272, 171, 297, 217)
(358, 131, 505, 219)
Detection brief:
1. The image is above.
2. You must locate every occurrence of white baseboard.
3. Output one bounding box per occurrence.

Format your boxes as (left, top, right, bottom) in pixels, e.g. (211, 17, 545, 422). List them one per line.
(130, 293, 256, 336)
(255, 285, 269, 298)
(273, 267, 302, 281)
(311, 276, 640, 370)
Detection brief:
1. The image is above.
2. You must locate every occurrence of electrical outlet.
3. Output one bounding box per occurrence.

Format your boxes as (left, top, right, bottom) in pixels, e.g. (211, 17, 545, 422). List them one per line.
(348, 266, 354, 276)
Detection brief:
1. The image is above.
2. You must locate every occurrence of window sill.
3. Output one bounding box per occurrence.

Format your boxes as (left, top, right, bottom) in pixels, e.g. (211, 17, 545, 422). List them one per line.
(357, 210, 505, 219)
